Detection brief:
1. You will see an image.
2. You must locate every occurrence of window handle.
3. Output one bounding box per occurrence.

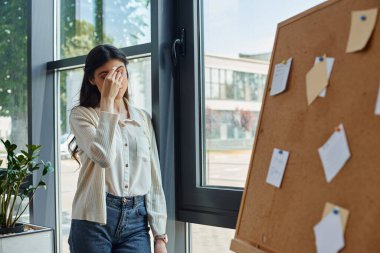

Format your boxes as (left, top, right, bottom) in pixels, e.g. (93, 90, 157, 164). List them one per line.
(171, 28, 185, 67)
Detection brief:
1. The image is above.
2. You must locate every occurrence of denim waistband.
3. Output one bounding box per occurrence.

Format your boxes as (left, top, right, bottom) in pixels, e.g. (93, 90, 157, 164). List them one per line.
(105, 192, 145, 208)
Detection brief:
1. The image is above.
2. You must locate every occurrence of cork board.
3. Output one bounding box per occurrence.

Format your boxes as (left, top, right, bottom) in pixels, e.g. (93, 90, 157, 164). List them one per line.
(230, 0, 380, 252)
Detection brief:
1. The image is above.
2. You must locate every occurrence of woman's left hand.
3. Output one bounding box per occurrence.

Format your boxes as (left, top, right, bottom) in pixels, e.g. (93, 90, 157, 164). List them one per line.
(154, 240, 167, 253)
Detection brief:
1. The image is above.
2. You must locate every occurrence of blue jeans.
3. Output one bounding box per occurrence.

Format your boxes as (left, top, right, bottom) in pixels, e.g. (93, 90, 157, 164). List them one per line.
(68, 193, 151, 253)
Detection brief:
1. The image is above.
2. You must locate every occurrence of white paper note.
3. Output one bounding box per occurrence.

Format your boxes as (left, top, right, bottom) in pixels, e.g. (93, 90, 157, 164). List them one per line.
(314, 56, 335, 97)
(375, 84, 380, 115)
(270, 58, 292, 96)
(314, 209, 345, 253)
(318, 123, 351, 183)
(266, 148, 290, 188)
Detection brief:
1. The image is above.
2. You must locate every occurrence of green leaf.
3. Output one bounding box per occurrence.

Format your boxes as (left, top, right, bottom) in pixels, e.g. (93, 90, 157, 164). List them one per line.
(17, 154, 26, 163)
(22, 185, 33, 196)
(37, 181, 47, 190)
(28, 160, 39, 171)
(21, 150, 30, 159)
(26, 144, 41, 153)
(9, 144, 17, 153)
(31, 155, 40, 160)
(42, 161, 54, 175)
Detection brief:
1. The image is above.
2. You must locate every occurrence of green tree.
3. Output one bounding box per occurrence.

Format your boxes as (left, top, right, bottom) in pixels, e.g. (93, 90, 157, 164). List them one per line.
(0, 0, 28, 148)
(0, 0, 151, 147)
(59, 0, 151, 134)
(60, 0, 150, 59)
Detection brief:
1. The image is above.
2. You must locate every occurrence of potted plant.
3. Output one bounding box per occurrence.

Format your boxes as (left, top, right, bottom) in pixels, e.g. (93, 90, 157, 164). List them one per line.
(0, 139, 53, 235)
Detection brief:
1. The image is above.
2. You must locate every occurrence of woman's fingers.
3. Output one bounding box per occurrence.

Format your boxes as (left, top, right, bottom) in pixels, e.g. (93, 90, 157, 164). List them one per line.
(118, 71, 125, 81)
(115, 71, 122, 87)
(106, 66, 118, 81)
(100, 65, 125, 100)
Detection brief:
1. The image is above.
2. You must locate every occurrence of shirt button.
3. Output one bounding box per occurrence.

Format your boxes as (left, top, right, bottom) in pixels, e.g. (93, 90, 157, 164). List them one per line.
(125, 164, 129, 168)
(124, 143, 128, 147)
(125, 185, 129, 189)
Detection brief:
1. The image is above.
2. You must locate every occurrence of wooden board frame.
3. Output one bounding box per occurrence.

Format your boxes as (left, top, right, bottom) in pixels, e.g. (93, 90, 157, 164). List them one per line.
(231, 0, 380, 252)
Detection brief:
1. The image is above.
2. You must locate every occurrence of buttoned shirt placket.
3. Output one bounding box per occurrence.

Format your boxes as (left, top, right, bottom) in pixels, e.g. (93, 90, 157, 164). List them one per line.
(119, 119, 130, 196)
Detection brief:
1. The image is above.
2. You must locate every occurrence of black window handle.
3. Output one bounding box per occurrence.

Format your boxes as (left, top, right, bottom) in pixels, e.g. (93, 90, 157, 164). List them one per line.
(171, 28, 185, 67)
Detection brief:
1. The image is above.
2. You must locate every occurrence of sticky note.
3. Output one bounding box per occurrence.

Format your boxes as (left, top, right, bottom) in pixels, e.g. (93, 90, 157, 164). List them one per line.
(318, 123, 351, 183)
(314, 209, 345, 253)
(375, 83, 380, 115)
(346, 8, 378, 53)
(313, 56, 335, 97)
(270, 58, 292, 96)
(322, 203, 350, 232)
(266, 148, 290, 188)
(306, 60, 328, 105)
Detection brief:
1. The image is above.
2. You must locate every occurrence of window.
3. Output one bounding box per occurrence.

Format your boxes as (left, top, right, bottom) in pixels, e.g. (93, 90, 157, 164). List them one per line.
(0, 0, 29, 222)
(176, 0, 327, 229)
(58, 57, 151, 253)
(0, 0, 28, 152)
(59, 0, 151, 59)
(191, 223, 235, 253)
(53, 1, 154, 252)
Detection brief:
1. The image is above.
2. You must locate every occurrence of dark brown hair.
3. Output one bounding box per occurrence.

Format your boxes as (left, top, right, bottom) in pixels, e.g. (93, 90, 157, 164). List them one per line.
(69, 44, 129, 164)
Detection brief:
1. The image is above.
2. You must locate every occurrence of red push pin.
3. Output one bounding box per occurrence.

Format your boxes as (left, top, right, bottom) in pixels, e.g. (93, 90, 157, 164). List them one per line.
(335, 126, 341, 132)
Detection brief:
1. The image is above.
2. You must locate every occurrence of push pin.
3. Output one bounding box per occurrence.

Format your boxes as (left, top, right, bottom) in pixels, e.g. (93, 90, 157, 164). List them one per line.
(318, 56, 324, 62)
(360, 15, 367, 21)
(335, 126, 341, 132)
(281, 59, 286, 65)
(333, 208, 339, 215)
(278, 150, 283, 155)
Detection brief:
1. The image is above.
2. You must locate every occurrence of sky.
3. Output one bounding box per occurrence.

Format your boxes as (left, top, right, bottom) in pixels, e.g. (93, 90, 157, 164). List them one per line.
(203, 0, 326, 57)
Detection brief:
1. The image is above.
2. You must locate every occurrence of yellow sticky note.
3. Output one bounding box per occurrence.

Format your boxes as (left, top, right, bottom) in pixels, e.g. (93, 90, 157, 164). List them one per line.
(306, 59, 328, 105)
(346, 8, 378, 53)
(322, 202, 350, 232)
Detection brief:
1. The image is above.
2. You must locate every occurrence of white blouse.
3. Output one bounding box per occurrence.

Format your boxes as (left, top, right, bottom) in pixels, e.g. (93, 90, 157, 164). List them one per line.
(69, 100, 167, 236)
(97, 105, 153, 197)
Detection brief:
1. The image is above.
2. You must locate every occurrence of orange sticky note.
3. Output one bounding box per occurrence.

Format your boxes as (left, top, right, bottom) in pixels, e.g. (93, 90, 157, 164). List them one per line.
(322, 202, 350, 232)
(306, 59, 328, 105)
(346, 8, 378, 53)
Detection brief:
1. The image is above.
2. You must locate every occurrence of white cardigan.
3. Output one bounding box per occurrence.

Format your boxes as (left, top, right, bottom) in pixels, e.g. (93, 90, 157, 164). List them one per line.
(69, 102, 167, 236)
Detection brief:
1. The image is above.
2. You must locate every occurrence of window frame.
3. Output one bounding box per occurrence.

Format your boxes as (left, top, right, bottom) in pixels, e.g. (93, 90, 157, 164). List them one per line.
(31, 0, 182, 252)
(175, 0, 243, 229)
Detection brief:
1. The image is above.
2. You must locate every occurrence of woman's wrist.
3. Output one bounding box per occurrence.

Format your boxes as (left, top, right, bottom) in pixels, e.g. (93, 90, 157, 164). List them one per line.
(154, 239, 166, 246)
(154, 234, 168, 244)
(100, 98, 114, 113)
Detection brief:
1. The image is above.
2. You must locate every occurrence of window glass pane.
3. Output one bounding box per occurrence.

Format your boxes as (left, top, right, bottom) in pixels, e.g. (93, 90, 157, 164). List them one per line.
(191, 223, 235, 253)
(202, 0, 326, 187)
(59, 57, 151, 253)
(128, 57, 152, 113)
(0, 0, 29, 222)
(60, 0, 151, 59)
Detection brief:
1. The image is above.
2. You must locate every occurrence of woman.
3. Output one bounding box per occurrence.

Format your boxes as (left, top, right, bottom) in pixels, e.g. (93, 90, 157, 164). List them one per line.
(68, 44, 167, 253)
